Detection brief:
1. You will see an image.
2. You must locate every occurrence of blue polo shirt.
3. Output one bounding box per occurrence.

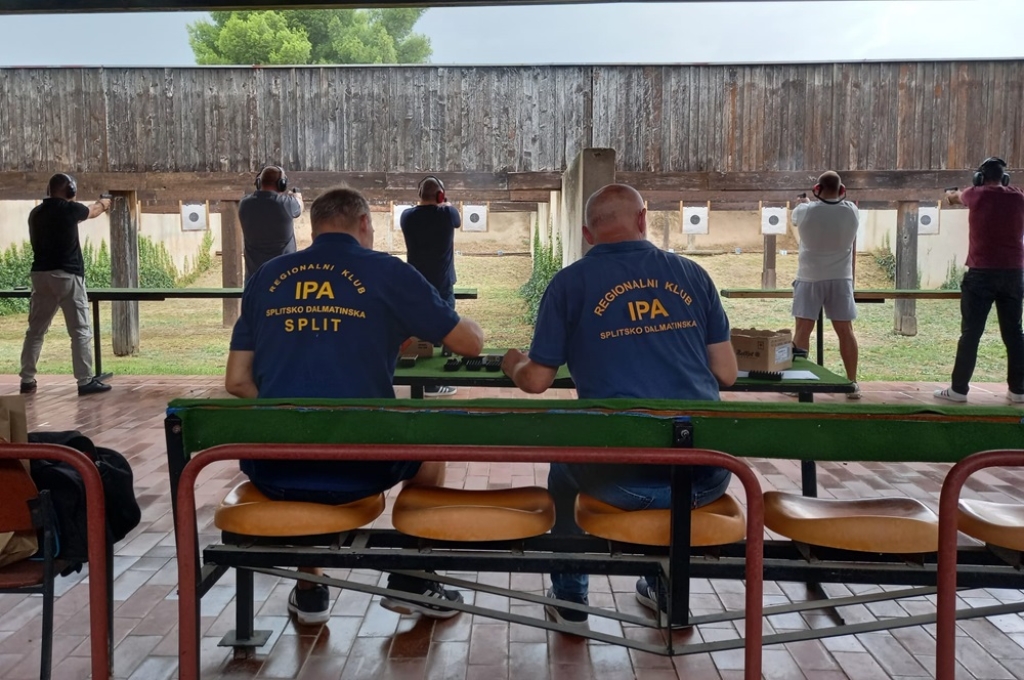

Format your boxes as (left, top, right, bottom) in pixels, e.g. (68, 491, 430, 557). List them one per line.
(230, 232, 460, 490)
(529, 240, 730, 401)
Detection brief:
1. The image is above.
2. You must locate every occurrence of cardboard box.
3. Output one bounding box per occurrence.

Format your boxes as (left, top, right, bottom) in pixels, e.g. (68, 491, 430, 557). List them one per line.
(400, 337, 435, 359)
(731, 328, 793, 372)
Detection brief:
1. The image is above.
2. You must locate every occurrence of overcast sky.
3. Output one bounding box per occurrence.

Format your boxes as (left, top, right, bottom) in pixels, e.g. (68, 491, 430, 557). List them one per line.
(0, 1, 1021, 66)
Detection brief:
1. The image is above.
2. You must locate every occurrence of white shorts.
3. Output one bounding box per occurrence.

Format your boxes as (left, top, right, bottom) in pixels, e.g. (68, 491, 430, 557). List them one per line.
(792, 279, 857, 321)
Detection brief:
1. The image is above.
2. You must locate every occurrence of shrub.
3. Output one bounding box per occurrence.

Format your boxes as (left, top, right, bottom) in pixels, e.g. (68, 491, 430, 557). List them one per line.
(519, 227, 562, 325)
(941, 259, 965, 291)
(177, 230, 215, 286)
(0, 242, 33, 315)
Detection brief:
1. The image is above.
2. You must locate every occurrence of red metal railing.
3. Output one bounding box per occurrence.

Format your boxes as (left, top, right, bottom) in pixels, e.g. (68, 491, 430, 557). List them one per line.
(936, 449, 1024, 680)
(175, 443, 765, 680)
(0, 443, 110, 680)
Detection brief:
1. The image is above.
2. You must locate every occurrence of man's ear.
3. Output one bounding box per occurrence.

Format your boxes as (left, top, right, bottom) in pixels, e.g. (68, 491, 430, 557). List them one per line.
(638, 208, 648, 237)
(582, 225, 595, 245)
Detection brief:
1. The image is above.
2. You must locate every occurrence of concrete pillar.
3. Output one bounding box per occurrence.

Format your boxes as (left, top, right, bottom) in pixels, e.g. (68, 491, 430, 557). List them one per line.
(894, 201, 919, 336)
(559, 149, 616, 265)
(535, 203, 550, 256)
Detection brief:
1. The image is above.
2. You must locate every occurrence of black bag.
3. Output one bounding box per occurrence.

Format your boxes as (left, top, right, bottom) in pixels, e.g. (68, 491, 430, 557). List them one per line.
(28, 431, 141, 574)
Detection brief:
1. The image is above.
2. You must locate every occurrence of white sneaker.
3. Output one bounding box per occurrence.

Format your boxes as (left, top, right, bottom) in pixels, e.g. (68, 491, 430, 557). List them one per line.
(1009, 392, 1024, 404)
(846, 382, 862, 400)
(423, 386, 458, 397)
(934, 388, 968, 403)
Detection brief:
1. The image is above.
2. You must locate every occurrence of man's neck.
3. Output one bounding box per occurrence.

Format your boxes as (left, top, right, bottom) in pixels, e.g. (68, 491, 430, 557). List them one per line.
(417, 200, 438, 206)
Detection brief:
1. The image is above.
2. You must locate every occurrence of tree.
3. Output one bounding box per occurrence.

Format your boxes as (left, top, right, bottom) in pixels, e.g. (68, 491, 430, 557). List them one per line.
(188, 9, 432, 66)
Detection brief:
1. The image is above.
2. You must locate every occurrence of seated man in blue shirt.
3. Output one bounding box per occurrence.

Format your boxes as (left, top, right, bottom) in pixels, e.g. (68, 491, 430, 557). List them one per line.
(502, 184, 737, 628)
(226, 187, 484, 625)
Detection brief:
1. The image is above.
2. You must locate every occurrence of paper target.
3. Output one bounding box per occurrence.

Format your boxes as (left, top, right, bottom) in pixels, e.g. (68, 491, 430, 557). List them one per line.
(761, 207, 789, 235)
(463, 205, 488, 232)
(682, 206, 709, 235)
(918, 205, 940, 235)
(392, 204, 413, 231)
(180, 203, 207, 232)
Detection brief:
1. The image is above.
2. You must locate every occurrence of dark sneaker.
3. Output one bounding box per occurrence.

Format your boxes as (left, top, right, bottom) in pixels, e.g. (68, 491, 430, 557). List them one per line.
(380, 576, 463, 619)
(792, 344, 809, 359)
(423, 385, 458, 398)
(543, 588, 589, 627)
(288, 584, 330, 625)
(19, 380, 37, 394)
(78, 378, 112, 396)
(635, 577, 692, 630)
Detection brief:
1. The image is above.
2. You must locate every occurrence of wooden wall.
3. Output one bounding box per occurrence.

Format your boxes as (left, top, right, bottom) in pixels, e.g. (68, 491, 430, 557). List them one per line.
(1, 61, 1021, 175)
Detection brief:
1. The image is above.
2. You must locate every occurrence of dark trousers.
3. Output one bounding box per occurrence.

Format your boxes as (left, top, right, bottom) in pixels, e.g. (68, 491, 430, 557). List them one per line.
(950, 268, 1024, 395)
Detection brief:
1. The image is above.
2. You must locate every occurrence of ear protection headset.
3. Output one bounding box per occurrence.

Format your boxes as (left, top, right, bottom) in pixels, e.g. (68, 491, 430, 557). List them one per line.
(418, 175, 445, 203)
(255, 165, 288, 193)
(46, 173, 77, 199)
(812, 179, 846, 205)
(973, 157, 1011, 187)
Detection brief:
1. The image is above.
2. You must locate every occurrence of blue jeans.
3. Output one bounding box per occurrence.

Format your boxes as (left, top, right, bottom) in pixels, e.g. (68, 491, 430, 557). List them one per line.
(950, 268, 1024, 395)
(548, 462, 732, 600)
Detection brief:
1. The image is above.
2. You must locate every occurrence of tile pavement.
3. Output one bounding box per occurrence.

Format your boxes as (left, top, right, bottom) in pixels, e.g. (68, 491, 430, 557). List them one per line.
(1, 374, 1023, 679)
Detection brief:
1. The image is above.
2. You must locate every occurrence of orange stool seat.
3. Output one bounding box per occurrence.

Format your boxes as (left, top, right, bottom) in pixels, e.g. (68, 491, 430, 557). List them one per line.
(958, 499, 1024, 552)
(764, 491, 938, 553)
(214, 482, 385, 537)
(574, 493, 746, 547)
(392, 486, 555, 541)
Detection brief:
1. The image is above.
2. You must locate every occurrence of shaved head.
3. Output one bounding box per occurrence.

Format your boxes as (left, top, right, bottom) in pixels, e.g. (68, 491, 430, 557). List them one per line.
(584, 184, 647, 244)
(817, 171, 842, 194)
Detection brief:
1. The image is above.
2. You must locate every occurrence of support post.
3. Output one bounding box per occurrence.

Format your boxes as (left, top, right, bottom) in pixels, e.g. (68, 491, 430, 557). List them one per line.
(109, 190, 139, 357)
(894, 201, 919, 336)
(535, 202, 550, 256)
(559, 149, 616, 265)
(761, 235, 777, 289)
(221, 201, 242, 327)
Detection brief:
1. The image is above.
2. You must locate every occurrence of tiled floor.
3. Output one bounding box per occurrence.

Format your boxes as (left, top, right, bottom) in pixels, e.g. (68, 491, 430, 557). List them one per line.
(1, 374, 1023, 679)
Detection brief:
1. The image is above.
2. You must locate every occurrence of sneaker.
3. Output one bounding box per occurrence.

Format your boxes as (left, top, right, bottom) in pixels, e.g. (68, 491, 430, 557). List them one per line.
(422, 385, 458, 398)
(19, 380, 36, 394)
(77, 378, 112, 396)
(934, 387, 968, 403)
(288, 584, 330, 625)
(1009, 392, 1024, 404)
(380, 576, 463, 619)
(846, 382, 862, 400)
(792, 344, 809, 359)
(543, 588, 589, 627)
(635, 577, 692, 630)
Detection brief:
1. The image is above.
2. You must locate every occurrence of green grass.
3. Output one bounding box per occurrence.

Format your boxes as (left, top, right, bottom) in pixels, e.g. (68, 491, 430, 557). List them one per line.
(0, 251, 1013, 383)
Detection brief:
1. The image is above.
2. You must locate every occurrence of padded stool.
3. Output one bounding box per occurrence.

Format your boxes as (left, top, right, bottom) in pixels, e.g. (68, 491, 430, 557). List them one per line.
(214, 482, 385, 537)
(764, 491, 939, 553)
(392, 486, 555, 541)
(958, 499, 1024, 551)
(574, 493, 746, 547)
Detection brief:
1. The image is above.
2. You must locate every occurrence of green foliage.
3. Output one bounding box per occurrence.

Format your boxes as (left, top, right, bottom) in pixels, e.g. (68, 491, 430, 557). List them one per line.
(177, 231, 216, 286)
(188, 9, 432, 65)
(0, 235, 211, 317)
(0, 242, 33, 315)
(83, 239, 111, 288)
(519, 228, 562, 325)
(941, 259, 965, 290)
(139, 236, 178, 289)
(873, 242, 897, 283)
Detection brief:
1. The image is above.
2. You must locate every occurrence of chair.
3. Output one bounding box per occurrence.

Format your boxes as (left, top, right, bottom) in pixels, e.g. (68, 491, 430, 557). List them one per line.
(936, 450, 1024, 680)
(392, 486, 555, 541)
(574, 492, 746, 547)
(763, 492, 939, 554)
(214, 481, 385, 537)
(0, 460, 59, 680)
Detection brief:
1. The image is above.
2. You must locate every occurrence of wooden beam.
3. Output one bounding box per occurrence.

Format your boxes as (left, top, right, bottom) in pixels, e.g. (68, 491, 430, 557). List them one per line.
(0, 171, 983, 205)
(761, 235, 777, 289)
(221, 201, 242, 327)
(109, 191, 140, 357)
(894, 202, 919, 336)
